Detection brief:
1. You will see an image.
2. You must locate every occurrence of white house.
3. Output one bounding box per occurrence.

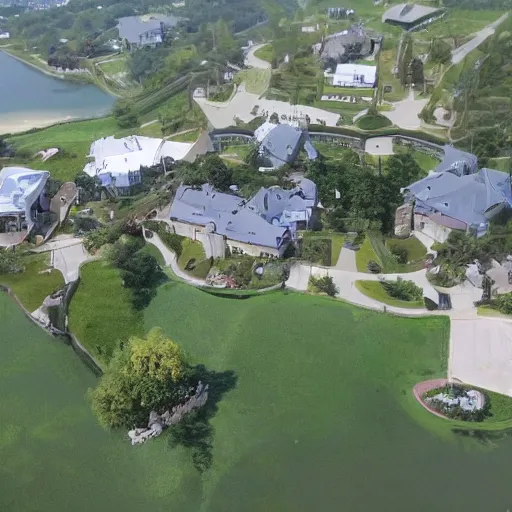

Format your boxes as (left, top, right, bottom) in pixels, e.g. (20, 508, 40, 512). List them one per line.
(83, 133, 212, 194)
(331, 63, 377, 88)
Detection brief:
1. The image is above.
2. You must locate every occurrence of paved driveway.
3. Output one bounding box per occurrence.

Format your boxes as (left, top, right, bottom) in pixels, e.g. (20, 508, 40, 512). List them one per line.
(383, 89, 428, 130)
(52, 242, 90, 283)
(451, 13, 509, 65)
(244, 44, 271, 70)
(364, 136, 394, 156)
(450, 318, 512, 396)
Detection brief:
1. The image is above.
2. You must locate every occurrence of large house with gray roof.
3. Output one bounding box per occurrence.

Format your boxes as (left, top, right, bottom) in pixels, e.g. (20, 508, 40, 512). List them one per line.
(117, 14, 180, 49)
(395, 147, 511, 243)
(382, 3, 444, 30)
(255, 122, 318, 169)
(168, 179, 318, 257)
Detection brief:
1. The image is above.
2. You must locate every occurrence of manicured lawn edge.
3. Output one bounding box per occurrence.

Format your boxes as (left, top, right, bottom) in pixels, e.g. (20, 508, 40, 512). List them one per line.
(355, 280, 425, 309)
(355, 236, 379, 272)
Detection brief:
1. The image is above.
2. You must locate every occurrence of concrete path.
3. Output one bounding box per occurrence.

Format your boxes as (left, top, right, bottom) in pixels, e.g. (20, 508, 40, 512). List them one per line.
(52, 242, 90, 283)
(32, 234, 83, 253)
(364, 136, 394, 156)
(143, 229, 206, 287)
(195, 83, 340, 128)
(450, 317, 512, 396)
(244, 43, 271, 70)
(286, 263, 441, 316)
(451, 13, 509, 65)
(334, 247, 357, 271)
(383, 88, 428, 130)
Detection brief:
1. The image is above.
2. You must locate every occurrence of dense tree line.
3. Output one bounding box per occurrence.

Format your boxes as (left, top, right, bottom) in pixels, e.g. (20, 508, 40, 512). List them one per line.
(306, 151, 423, 234)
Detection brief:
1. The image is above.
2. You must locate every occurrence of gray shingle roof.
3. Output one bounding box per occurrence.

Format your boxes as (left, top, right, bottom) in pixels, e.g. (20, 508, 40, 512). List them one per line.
(260, 124, 303, 169)
(405, 168, 511, 228)
(170, 184, 291, 249)
(382, 3, 442, 24)
(117, 15, 179, 44)
(434, 145, 478, 176)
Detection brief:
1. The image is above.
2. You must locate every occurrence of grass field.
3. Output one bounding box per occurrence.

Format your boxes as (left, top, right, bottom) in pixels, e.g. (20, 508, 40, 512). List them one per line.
(0, 252, 64, 311)
(139, 281, 458, 509)
(68, 260, 144, 363)
(7, 117, 120, 182)
(357, 113, 393, 130)
(356, 235, 379, 272)
(322, 85, 375, 98)
(253, 44, 273, 64)
(355, 280, 425, 309)
(395, 146, 440, 172)
(386, 237, 428, 261)
(234, 68, 271, 95)
(300, 231, 344, 266)
(97, 56, 127, 76)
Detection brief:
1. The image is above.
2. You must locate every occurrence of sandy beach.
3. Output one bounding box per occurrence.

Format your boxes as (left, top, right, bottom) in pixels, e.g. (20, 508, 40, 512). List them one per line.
(0, 113, 79, 136)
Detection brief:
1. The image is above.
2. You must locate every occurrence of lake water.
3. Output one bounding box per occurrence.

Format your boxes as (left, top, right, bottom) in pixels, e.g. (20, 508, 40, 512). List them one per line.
(0, 51, 114, 135)
(3, 287, 512, 511)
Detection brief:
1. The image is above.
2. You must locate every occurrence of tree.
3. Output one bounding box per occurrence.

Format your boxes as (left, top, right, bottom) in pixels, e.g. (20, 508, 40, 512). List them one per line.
(399, 34, 413, 87)
(75, 172, 100, 202)
(113, 99, 138, 129)
(244, 142, 261, 168)
(201, 154, 233, 192)
(88, 328, 190, 429)
(430, 38, 451, 65)
(410, 57, 424, 86)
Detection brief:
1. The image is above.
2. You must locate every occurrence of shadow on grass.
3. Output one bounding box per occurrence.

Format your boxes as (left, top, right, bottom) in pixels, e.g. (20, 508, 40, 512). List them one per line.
(167, 365, 238, 473)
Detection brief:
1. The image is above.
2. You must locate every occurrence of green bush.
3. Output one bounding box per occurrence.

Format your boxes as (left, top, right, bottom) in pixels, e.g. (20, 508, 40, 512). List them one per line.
(190, 258, 214, 279)
(356, 114, 392, 131)
(381, 277, 422, 302)
(144, 221, 184, 257)
(367, 260, 381, 273)
(390, 245, 408, 264)
(0, 249, 23, 274)
(309, 275, 339, 296)
(301, 237, 332, 266)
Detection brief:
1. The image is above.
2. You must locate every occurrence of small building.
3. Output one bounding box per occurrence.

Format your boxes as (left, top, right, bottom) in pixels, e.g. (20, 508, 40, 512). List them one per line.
(0, 32, 10, 40)
(256, 122, 318, 169)
(117, 14, 180, 49)
(330, 63, 377, 88)
(84, 133, 212, 195)
(0, 167, 50, 246)
(382, 3, 444, 31)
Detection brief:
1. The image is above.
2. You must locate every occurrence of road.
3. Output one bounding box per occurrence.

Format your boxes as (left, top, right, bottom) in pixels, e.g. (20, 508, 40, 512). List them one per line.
(244, 43, 271, 70)
(451, 13, 509, 65)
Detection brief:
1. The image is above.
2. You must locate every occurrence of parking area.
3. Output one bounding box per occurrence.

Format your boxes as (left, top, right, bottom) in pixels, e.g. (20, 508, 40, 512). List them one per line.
(450, 318, 512, 397)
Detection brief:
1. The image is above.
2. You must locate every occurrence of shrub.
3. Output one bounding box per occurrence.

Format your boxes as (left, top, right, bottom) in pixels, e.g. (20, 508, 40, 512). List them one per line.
(390, 246, 408, 264)
(0, 249, 23, 274)
(301, 237, 332, 266)
(144, 221, 184, 257)
(381, 277, 422, 302)
(367, 260, 381, 273)
(309, 275, 339, 296)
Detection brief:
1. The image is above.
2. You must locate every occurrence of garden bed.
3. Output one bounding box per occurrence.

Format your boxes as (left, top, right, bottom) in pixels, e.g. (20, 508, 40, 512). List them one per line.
(355, 281, 425, 309)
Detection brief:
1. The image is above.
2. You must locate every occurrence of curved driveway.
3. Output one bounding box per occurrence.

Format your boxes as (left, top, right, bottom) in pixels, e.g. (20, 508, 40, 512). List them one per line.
(244, 43, 271, 70)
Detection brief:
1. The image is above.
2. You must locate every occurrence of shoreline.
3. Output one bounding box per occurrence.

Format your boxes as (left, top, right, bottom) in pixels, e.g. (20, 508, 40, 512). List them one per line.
(0, 114, 82, 136)
(0, 46, 121, 97)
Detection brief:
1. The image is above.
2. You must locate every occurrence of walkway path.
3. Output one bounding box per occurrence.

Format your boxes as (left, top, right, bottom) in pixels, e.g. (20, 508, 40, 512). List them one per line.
(52, 242, 90, 283)
(143, 229, 206, 287)
(451, 13, 509, 65)
(334, 247, 357, 271)
(244, 44, 271, 70)
(382, 88, 428, 130)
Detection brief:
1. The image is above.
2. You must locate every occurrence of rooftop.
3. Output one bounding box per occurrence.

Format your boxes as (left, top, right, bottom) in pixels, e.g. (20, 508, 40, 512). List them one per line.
(117, 14, 180, 44)
(382, 3, 442, 24)
(0, 167, 49, 216)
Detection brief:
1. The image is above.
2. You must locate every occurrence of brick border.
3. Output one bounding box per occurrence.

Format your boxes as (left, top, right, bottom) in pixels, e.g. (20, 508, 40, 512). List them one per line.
(412, 378, 450, 420)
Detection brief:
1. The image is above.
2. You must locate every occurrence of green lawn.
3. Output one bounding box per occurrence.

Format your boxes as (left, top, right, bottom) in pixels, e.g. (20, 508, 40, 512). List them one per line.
(177, 238, 206, 270)
(253, 43, 273, 64)
(97, 57, 127, 76)
(356, 235, 379, 272)
(7, 117, 119, 182)
(356, 114, 393, 131)
(386, 237, 428, 261)
(139, 281, 456, 509)
(234, 68, 271, 95)
(395, 146, 441, 173)
(168, 129, 201, 142)
(322, 85, 375, 98)
(355, 280, 425, 309)
(0, 252, 64, 311)
(68, 260, 144, 363)
(300, 231, 344, 266)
